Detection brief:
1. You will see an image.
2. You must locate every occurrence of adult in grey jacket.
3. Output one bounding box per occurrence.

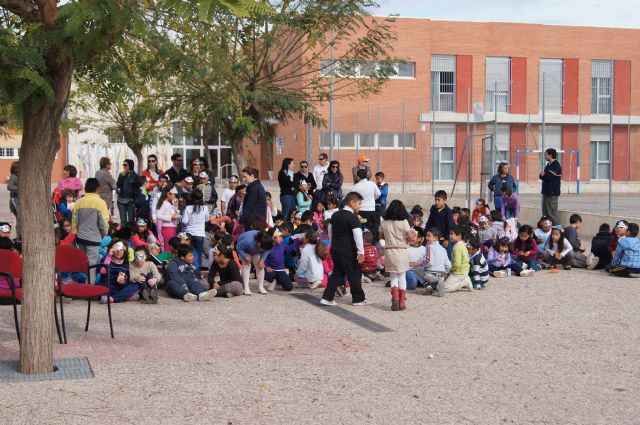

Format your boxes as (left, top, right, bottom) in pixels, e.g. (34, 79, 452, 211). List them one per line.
(95, 156, 116, 213)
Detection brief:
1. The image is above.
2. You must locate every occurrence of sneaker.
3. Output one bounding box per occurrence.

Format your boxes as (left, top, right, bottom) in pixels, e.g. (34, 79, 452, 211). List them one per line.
(629, 273, 640, 279)
(351, 299, 374, 306)
(564, 264, 572, 271)
(423, 286, 434, 295)
(520, 270, 533, 277)
(309, 280, 322, 289)
(266, 281, 277, 292)
(493, 271, 507, 278)
(128, 293, 140, 302)
(436, 279, 445, 297)
(466, 281, 474, 291)
(587, 255, 599, 270)
(257, 288, 268, 294)
(100, 295, 114, 304)
(243, 290, 252, 296)
(320, 298, 337, 306)
(183, 292, 198, 302)
(197, 289, 217, 301)
(149, 287, 159, 304)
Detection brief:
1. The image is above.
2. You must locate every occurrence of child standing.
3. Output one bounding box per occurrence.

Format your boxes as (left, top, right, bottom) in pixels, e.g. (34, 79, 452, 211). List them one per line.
(609, 222, 640, 277)
(220, 175, 239, 216)
(295, 230, 327, 289)
(156, 185, 180, 253)
(467, 237, 490, 289)
(424, 191, 455, 247)
(236, 228, 274, 295)
(422, 228, 451, 296)
(543, 225, 574, 270)
(208, 244, 244, 297)
(296, 180, 313, 214)
(380, 200, 414, 311)
(374, 172, 388, 216)
(443, 225, 473, 295)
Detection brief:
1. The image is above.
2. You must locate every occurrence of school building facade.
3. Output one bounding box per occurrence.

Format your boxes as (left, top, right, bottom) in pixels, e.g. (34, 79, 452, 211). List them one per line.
(270, 18, 640, 188)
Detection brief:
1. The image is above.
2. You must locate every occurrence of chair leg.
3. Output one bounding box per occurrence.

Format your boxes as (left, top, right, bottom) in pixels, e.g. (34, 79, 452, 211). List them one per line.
(107, 297, 114, 338)
(59, 292, 68, 344)
(85, 299, 91, 332)
(12, 299, 20, 343)
(53, 300, 63, 344)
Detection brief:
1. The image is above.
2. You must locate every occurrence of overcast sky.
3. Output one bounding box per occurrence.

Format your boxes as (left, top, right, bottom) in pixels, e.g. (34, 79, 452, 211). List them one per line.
(368, 1, 640, 29)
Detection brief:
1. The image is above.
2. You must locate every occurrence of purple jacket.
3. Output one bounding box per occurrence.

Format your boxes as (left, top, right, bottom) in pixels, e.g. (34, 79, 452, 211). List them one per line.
(487, 247, 512, 268)
(501, 193, 520, 218)
(265, 239, 302, 270)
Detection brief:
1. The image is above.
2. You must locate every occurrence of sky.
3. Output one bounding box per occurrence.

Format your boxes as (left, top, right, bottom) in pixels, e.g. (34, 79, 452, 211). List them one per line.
(368, 0, 640, 29)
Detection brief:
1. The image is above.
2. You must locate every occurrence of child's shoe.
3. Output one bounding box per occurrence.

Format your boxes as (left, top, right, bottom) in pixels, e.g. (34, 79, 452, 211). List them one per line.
(183, 292, 198, 302)
(398, 289, 406, 310)
(309, 280, 322, 289)
(266, 280, 277, 292)
(391, 287, 399, 311)
(361, 275, 372, 284)
(564, 264, 572, 271)
(493, 271, 507, 278)
(436, 278, 445, 297)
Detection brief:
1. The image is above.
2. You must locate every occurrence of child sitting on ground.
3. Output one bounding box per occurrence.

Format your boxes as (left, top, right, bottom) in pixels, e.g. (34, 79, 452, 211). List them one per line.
(477, 216, 497, 248)
(165, 244, 216, 302)
(264, 227, 302, 292)
(433, 225, 472, 297)
(534, 216, 553, 253)
(608, 222, 640, 278)
(563, 214, 598, 269)
(422, 227, 451, 296)
(208, 243, 244, 297)
(361, 231, 383, 282)
(489, 210, 506, 239)
(591, 223, 613, 270)
(452, 206, 461, 225)
(129, 246, 161, 304)
(543, 225, 574, 270)
(609, 220, 630, 256)
(471, 199, 491, 226)
(512, 225, 541, 271)
(488, 237, 533, 277)
(406, 227, 427, 290)
(468, 237, 490, 289)
(294, 230, 327, 289)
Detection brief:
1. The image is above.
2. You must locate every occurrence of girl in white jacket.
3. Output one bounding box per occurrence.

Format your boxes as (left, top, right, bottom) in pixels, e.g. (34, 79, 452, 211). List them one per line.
(543, 225, 575, 270)
(295, 230, 327, 289)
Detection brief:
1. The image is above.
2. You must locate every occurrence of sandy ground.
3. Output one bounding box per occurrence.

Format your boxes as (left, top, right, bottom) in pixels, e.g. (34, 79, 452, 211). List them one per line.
(1, 268, 639, 424)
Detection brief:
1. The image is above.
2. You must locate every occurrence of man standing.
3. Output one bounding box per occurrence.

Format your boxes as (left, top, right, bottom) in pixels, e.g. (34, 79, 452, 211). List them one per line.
(351, 155, 371, 184)
(539, 148, 562, 225)
(313, 153, 329, 191)
(166, 153, 188, 184)
(294, 160, 317, 193)
(353, 168, 381, 237)
(95, 157, 116, 215)
(72, 178, 110, 282)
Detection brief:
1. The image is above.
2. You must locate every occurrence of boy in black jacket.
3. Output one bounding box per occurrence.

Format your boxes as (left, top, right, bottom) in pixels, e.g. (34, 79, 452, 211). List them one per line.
(165, 245, 216, 302)
(424, 190, 455, 251)
(591, 223, 613, 269)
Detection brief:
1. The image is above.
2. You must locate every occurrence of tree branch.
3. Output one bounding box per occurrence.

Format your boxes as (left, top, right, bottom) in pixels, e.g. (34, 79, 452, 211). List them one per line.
(0, 0, 40, 21)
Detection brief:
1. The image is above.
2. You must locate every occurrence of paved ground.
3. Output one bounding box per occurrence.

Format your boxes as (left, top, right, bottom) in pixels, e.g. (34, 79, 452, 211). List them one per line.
(1, 269, 639, 424)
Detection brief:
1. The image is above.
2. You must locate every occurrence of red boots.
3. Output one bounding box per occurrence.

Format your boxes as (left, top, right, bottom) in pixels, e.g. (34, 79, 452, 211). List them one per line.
(399, 289, 406, 310)
(391, 287, 399, 311)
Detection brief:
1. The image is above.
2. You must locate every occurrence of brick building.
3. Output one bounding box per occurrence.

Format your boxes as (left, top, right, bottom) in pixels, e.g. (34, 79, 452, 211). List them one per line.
(270, 18, 640, 188)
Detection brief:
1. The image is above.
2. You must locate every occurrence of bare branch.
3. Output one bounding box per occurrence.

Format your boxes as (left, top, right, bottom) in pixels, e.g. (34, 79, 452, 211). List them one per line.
(0, 0, 40, 21)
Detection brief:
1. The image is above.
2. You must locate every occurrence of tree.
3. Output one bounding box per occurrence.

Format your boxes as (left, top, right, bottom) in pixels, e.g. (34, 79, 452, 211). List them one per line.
(164, 0, 398, 174)
(0, 0, 263, 374)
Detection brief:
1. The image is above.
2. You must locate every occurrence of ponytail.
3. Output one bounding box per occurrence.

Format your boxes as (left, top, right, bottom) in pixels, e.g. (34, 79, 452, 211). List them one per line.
(305, 230, 328, 260)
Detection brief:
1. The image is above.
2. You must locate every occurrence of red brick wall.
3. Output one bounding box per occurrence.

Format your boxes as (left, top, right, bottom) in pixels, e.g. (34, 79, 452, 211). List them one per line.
(511, 57, 527, 114)
(613, 126, 630, 181)
(563, 59, 580, 115)
(614, 60, 631, 115)
(562, 125, 579, 181)
(456, 55, 473, 113)
(455, 125, 467, 180)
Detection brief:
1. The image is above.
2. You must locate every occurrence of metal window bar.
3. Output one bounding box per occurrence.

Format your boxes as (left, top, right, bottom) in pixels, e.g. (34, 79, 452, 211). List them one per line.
(592, 60, 612, 114)
(431, 55, 456, 112)
(486, 57, 511, 112)
(540, 59, 564, 113)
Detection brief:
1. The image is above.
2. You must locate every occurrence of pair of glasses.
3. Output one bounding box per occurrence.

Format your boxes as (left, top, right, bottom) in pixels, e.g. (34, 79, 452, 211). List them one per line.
(148, 160, 156, 163)
(300, 165, 308, 169)
(122, 164, 128, 167)
(331, 165, 339, 169)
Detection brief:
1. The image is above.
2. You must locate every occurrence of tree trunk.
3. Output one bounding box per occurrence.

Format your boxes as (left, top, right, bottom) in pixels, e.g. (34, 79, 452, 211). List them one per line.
(17, 105, 64, 373)
(230, 134, 249, 175)
(202, 125, 213, 176)
(131, 144, 144, 175)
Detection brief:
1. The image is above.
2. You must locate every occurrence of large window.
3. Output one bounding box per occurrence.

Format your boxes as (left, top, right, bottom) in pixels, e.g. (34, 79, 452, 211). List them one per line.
(539, 59, 563, 113)
(319, 60, 415, 79)
(590, 126, 610, 179)
(0, 147, 19, 158)
(432, 124, 455, 181)
(592, 60, 612, 114)
(495, 125, 510, 164)
(431, 55, 456, 112)
(105, 128, 124, 144)
(486, 57, 511, 113)
(320, 132, 415, 149)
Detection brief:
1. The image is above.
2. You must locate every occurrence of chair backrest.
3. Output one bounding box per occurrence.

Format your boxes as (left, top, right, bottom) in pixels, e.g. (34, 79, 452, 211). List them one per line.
(55, 245, 89, 274)
(0, 249, 22, 278)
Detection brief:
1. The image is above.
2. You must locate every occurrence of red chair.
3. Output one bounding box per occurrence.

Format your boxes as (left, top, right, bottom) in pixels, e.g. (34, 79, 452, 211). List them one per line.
(55, 245, 114, 343)
(0, 250, 62, 344)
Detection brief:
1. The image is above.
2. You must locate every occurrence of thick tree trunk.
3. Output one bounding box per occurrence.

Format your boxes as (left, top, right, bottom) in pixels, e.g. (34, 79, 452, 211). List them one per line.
(131, 145, 144, 175)
(230, 134, 249, 175)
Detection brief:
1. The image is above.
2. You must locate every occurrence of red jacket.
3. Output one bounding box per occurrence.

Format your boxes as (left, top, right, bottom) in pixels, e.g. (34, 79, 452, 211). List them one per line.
(361, 245, 379, 272)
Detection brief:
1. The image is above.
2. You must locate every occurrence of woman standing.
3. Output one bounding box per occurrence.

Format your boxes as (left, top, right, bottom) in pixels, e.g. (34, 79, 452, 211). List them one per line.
(278, 158, 297, 220)
(155, 184, 180, 252)
(116, 159, 139, 224)
(239, 167, 267, 226)
(95, 157, 116, 215)
(142, 154, 164, 192)
(380, 200, 414, 311)
(7, 162, 19, 239)
(320, 160, 344, 204)
(487, 162, 516, 210)
(58, 164, 84, 198)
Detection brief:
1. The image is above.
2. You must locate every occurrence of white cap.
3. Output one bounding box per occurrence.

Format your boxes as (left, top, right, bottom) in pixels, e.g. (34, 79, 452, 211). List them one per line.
(114, 242, 126, 251)
(616, 220, 629, 229)
(0, 224, 11, 233)
(478, 216, 489, 223)
(169, 187, 179, 195)
(184, 176, 194, 184)
(229, 176, 239, 183)
(199, 171, 208, 178)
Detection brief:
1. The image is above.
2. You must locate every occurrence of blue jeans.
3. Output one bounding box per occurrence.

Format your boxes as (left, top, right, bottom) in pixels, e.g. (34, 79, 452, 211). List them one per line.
(192, 236, 205, 272)
(166, 277, 206, 299)
(117, 201, 135, 225)
(265, 271, 293, 291)
(405, 270, 420, 290)
(280, 195, 296, 220)
(109, 281, 139, 302)
(503, 207, 516, 219)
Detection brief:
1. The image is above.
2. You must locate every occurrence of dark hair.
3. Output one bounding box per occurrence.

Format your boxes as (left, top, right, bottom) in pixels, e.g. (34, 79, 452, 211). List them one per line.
(434, 190, 447, 200)
(384, 200, 408, 221)
(545, 148, 558, 159)
(326, 197, 338, 207)
(496, 237, 510, 250)
(517, 225, 535, 251)
(490, 210, 503, 222)
(427, 227, 442, 239)
(363, 231, 374, 244)
(318, 153, 328, 160)
(343, 191, 363, 205)
(265, 191, 272, 199)
(461, 207, 470, 215)
(501, 187, 513, 197)
(168, 236, 182, 251)
(214, 230, 226, 242)
(452, 206, 461, 214)
(413, 226, 426, 239)
(112, 225, 133, 241)
(547, 227, 566, 250)
(11, 241, 21, 255)
(214, 243, 234, 260)
(328, 160, 341, 175)
(84, 178, 100, 193)
(274, 214, 285, 223)
(356, 168, 368, 180)
(301, 210, 314, 223)
(410, 205, 423, 217)
(235, 184, 246, 194)
(256, 231, 274, 252)
(281, 221, 294, 234)
(628, 223, 639, 237)
(457, 215, 470, 226)
(99, 157, 111, 169)
(467, 236, 482, 250)
(147, 154, 158, 171)
(305, 230, 328, 260)
(10, 161, 19, 176)
(134, 245, 148, 255)
(280, 158, 294, 172)
(599, 223, 611, 233)
(221, 234, 234, 247)
(188, 189, 205, 214)
(63, 164, 78, 177)
(569, 214, 582, 224)
(137, 175, 148, 187)
(156, 183, 175, 210)
(375, 171, 385, 178)
(205, 222, 220, 234)
(177, 244, 194, 258)
(171, 153, 182, 161)
(108, 222, 121, 236)
(497, 162, 510, 176)
(247, 216, 268, 232)
(123, 159, 135, 171)
(0, 237, 13, 250)
(450, 225, 465, 237)
(537, 216, 551, 229)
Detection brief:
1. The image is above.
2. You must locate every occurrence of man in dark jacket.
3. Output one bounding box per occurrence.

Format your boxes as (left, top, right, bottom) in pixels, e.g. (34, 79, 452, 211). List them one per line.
(166, 153, 188, 184)
(539, 148, 562, 225)
(293, 160, 317, 193)
(239, 167, 267, 225)
(165, 245, 216, 302)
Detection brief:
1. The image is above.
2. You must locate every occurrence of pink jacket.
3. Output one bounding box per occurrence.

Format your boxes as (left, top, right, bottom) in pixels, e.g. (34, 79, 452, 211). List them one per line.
(58, 177, 84, 197)
(156, 201, 177, 227)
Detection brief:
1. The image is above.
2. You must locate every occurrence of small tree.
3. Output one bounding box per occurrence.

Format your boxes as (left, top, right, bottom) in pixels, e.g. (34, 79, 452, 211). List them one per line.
(165, 0, 398, 173)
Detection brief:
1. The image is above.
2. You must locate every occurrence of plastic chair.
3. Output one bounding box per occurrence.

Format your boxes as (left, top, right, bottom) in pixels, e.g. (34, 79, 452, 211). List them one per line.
(55, 245, 114, 343)
(0, 250, 62, 344)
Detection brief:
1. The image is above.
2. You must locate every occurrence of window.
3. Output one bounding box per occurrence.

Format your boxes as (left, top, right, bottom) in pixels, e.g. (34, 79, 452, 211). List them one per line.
(105, 129, 124, 144)
(486, 57, 511, 112)
(590, 126, 610, 179)
(274, 136, 285, 154)
(592, 60, 612, 114)
(319, 132, 415, 149)
(539, 59, 563, 113)
(543, 125, 562, 151)
(432, 124, 455, 181)
(431, 55, 456, 112)
(495, 125, 510, 164)
(319, 60, 415, 79)
(0, 148, 19, 158)
(395, 62, 416, 78)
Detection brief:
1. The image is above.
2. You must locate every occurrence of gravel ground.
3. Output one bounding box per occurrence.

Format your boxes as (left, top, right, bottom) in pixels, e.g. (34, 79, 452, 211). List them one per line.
(1, 269, 639, 424)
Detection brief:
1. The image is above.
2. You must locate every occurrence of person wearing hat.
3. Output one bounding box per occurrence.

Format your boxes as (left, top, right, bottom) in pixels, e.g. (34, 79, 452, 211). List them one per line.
(609, 222, 640, 277)
(132, 218, 157, 247)
(99, 239, 140, 303)
(220, 175, 239, 216)
(175, 175, 194, 212)
(197, 171, 218, 213)
(352, 154, 372, 184)
(296, 179, 312, 214)
(539, 148, 562, 225)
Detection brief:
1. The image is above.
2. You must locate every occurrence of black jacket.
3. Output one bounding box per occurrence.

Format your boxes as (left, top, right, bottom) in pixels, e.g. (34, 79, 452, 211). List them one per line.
(294, 171, 317, 193)
(540, 160, 562, 196)
(591, 231, 613, 268)
(116, 171, 139, 202)
(166, 167, 188, 184)
(424, 204, 455, 240)
(278, 170, 297, 197)
(239, 179, 267, 225)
